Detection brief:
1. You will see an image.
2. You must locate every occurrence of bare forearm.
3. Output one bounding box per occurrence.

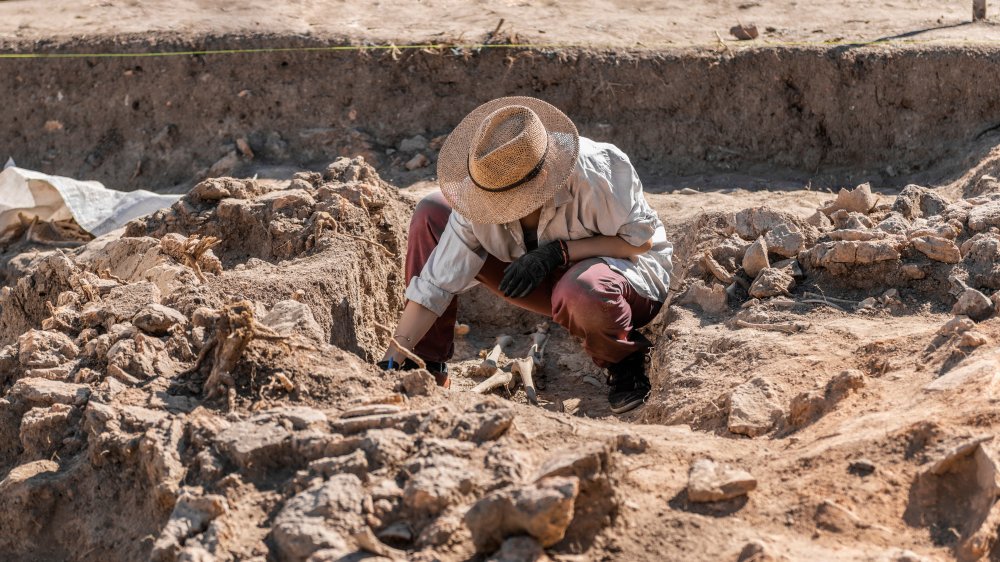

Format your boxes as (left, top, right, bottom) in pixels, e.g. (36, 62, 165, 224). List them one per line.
(566, 235, 652, 262)
(381, 300, 440, 362)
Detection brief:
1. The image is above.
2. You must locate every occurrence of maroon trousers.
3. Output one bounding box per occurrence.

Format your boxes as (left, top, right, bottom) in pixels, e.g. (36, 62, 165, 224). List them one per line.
(407, 192, 662, 368)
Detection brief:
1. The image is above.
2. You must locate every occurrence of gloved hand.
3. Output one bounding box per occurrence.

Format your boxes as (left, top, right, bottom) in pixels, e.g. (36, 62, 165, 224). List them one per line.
(499, 241, 568, 298)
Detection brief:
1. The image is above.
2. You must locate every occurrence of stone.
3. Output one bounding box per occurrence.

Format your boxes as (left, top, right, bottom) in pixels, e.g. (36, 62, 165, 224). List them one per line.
(802, 240, 900, 268)
(737, 540, 779, 562)
(806, 210, 832, 229)
(271, 474, 366, 561)
(876, 212, 910, 235)
(728, 377, 783, 437)
(400, 369, 437, 396)
(80, 282, 161, 329)
(814, 499, 867, 532)
(788, 390, 825, 428)
(680, 280, 728, 316)
(822, 183, 877, 215)
(907, 222, 960, 241)
(749, 267, 795, 299)
(827, 369, 867, 395)
(959, 331, 990, 348)
(938, 316, 976, 336)
(829, 209, 874, 230)
(215, 420, 292, 470)
(733, 207, 804, 241)
(17, 330, 78, 369)
(260, 300, 325, 342)
(827, 229, 887, 241)
(892, 184, 949, 219)
(251, 406, 328, 429)
(686, 459, 757, 502)
(742, 237, 769, 278)
(8, 378, 90, 406)
(150, 492, 229, 562)
(848, 459, 877, 477)
(451, 400, 515, 442)
(405, 153, 430, 171)
(912, 235, 961, 263)
(132, 303, 188, 336)
(403, 454, 474, 516)
(398, 134, 429, 152)
(952, 288, 993, 322)
(485, 536, 551, 562)
(19, 404, 73, 457)
(464, 476, 579, 553)
(763, 223, 806, 257)
(967, 200, 1000, 232)
(901, 264, 926, 280)
(309, 449, 369, 479)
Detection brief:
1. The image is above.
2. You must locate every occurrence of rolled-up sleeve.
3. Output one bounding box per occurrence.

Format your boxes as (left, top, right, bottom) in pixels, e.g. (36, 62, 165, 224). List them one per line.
(404, 212, 486, 316)
(585, 145, 658, 246)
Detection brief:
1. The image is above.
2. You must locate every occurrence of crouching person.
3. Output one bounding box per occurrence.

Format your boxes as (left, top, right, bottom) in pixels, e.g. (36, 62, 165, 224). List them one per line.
(378, 96, 672, 414)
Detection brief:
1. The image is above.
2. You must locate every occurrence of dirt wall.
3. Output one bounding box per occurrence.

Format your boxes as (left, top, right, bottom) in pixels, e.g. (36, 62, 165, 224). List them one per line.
(3, 37, 1000, 192)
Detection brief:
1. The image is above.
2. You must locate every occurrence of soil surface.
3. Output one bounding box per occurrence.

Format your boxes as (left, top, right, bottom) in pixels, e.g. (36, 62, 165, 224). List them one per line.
(3, 3, 1000, 561)
(1, 0, 998, 47)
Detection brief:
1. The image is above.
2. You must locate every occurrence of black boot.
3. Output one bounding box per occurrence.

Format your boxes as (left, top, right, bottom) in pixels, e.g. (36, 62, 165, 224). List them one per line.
(606, 350, 651, 414)
(377, 358, 450, 388)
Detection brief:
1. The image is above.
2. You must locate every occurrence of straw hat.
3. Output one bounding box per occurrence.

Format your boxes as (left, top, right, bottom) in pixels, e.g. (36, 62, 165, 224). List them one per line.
(437, 96, 580, 225)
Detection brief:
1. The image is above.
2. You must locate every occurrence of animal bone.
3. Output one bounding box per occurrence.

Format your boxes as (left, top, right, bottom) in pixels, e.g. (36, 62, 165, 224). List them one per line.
(511, 358, 538, 405)
(529, 323, 550, 366)
(471, 370, 514, 394)
(475, 335, 513, 377)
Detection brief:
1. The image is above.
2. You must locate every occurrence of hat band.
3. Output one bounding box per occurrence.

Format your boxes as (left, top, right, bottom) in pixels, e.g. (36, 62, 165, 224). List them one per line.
(467, 138, 549, 194)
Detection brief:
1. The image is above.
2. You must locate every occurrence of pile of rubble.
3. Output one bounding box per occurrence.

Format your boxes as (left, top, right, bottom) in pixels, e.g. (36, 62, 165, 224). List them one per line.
(0, 158, 648, 561)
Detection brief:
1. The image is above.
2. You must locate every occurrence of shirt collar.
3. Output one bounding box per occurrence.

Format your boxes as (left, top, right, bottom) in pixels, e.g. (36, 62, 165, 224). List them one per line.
(550, 184, 572, 208)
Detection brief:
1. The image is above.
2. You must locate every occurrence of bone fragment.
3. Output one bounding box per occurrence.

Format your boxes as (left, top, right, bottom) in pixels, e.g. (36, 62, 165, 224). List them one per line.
(476, 335, 513, 377)
(511, 358, 538, 405)
(471, 370, 514, 394)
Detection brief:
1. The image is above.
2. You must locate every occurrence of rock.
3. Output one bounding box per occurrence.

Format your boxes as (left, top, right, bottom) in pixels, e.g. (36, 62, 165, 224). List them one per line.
(763, 223, 805, 258)
(802, 240, 900, 268)
(787, 390, 825, 428)
(464, 476, 579, 553)
(271, 474, 366, 561)
(215, 420, 292, 471)
(733, 207, 806, 241)
(260, 300, 325, 342)
(892, 185, 949, 219)
(403, 455, 474, 516)
(251, 406, 328, 429)
(743, 237, 769, 278)
(806, 210, 832, 229)
(876, 212, 910, 235)
(377, 522, 413, 545)
(9, 378, 90, 406)
(686, 459, 757, 502)
(132, 303, 188, 336)
(901, 264, 926, 280)
(872, 548, 936, 562)
(729, 22, 759, 40)
(827, 229, 887, 241)
(907, 222, 960, 241)
(486, 536, 551, 562)
(967, 200, 1000, 232)
(405, 153, 430, 171)
(912, 235, 961, 263)
(829, 209, 874, 230)
(815, 499, 867, 532)
(748, 267, 795, 299)
(680, 280, 729, 316)
(952, 288, 993, 322)
(451, 400, 515, 442)
(728, 377, 783, 437)
(399, 369, 437, 396)
(737, 540, 779, 562)
(827, 369, 867, 395)
(938, 315, 976, 336)
(17, 330, 78, 369)
(150, 492, 229, 562)
(19, 404, 73, 457)
(959, 330, 991, 348)
(848, 458, 877, 477)
(398, 134, 429, 152)
(822, 183, 877, 215)
(80, 282, 162, 329)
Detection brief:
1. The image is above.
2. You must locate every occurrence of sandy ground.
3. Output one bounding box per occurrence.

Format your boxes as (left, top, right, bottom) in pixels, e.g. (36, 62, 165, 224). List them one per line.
(0, 0, 998, 48)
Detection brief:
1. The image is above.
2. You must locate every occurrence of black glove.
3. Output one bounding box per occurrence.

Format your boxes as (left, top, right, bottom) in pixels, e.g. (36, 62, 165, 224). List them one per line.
(499, 241, 568, 298)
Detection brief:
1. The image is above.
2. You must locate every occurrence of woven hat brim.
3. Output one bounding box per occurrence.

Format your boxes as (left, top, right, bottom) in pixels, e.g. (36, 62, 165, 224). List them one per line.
(437, 97, 580, 225)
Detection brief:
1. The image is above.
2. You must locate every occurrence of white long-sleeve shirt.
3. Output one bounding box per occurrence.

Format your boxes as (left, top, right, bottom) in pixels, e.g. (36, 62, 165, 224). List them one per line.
(405, 137, 673, 316)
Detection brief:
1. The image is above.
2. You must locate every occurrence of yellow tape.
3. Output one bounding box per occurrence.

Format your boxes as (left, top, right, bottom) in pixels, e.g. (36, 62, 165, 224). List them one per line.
(0, 37, 998, 59)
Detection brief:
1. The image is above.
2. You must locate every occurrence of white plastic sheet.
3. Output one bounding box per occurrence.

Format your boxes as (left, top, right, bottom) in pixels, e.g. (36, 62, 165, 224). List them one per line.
(0, 167, 179, 237)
